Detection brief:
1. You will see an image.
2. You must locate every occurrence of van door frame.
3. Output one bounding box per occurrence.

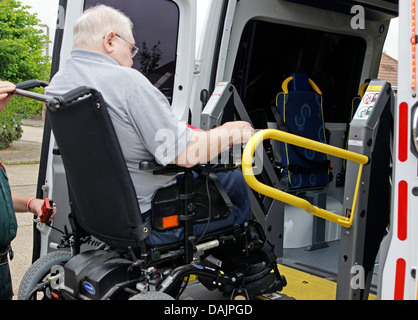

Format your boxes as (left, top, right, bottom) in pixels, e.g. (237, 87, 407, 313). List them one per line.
(194, 0, 396, 271)
(34, 0, 198, 261)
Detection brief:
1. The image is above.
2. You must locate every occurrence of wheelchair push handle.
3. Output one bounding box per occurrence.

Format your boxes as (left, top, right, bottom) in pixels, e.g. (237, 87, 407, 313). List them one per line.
(16, 79, 48, 90)
(12, 79, 99, 112)
(14, 79, 49, 103)
(12, 79, 62, 110)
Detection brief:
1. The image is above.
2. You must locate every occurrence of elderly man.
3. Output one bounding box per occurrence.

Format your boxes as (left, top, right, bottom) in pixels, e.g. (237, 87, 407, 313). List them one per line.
(46, 5, 254, 245)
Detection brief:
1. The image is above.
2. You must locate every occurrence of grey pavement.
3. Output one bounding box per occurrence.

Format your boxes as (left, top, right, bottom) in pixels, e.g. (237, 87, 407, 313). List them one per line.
(0, 118, 44, 300)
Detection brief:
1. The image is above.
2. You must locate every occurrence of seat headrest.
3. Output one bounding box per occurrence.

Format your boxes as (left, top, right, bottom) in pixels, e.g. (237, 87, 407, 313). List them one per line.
(288, 73, 310, 92)
(281, 73, 322, 95)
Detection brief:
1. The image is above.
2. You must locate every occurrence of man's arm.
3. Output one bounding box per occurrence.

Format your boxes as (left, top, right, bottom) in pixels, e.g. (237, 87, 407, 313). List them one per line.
(174, 121, 254, 168)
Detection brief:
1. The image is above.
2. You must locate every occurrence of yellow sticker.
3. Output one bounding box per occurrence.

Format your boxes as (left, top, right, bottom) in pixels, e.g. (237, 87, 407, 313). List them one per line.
(366, 85, 382, 92)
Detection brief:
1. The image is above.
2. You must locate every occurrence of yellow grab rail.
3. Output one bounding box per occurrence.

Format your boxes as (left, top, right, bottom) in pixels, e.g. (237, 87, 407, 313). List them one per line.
(242, 129, 369, 228)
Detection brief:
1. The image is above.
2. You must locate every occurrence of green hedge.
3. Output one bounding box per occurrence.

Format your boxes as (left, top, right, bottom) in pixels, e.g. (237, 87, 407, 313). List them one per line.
(0, 105, 23, 150)
(7, 87, 44, 116)
(0, 87, 43, 149)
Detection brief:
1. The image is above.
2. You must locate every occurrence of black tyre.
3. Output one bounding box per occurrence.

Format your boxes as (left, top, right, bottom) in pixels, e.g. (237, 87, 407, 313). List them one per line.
(18, 251, 72, 300)
(129, 291, 175, 300)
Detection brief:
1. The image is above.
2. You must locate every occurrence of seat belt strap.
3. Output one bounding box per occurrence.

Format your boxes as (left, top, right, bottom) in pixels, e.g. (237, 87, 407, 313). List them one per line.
(208, 173, 233, 208)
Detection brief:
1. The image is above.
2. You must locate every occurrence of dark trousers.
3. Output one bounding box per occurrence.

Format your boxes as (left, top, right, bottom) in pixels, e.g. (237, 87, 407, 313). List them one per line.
(0, 254, 13, 300)
(145, 170, 252, 246)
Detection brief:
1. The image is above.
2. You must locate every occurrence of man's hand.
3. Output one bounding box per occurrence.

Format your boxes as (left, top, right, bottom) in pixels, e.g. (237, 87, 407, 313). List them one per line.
(218, 121, 255, 145)
(175, 120, 255, 168)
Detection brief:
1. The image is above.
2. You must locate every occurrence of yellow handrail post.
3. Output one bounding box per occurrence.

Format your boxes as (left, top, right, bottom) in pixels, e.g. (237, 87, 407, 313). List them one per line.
(242, 129, 369, 228)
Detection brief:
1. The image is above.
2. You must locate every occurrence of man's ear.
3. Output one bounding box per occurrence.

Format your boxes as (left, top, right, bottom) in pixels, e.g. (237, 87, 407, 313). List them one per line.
(102, 31, 116, 53)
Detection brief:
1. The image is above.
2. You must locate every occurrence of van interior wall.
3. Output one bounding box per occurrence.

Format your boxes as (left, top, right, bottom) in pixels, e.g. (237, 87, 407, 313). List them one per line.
(230, 20, 368, 204)
(231, 20, 367, 126)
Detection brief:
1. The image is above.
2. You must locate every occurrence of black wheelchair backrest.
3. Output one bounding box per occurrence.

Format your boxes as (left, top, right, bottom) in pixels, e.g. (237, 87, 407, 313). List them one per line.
(46, 87, 150, 249)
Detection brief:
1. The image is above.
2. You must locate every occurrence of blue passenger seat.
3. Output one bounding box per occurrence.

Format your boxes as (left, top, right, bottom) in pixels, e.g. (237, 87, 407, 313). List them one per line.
(272, 73, 331, 190)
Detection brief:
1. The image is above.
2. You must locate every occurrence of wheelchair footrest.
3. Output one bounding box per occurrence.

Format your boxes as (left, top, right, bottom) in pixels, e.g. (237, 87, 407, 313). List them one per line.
(245, 272, 287, 300)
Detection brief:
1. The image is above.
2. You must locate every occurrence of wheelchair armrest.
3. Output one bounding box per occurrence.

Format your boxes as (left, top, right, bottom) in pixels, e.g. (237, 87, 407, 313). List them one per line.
(139, 148, 240, 175)
(139, 160, 163, 171)
(139, 161, 196, 175)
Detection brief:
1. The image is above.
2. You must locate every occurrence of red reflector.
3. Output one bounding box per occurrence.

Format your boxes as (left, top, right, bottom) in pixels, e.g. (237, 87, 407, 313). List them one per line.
(162, 215, 179, 229)
(398, 180, 408, 241)
(394, 258, 406, 300)
(398, 102, 409, 162)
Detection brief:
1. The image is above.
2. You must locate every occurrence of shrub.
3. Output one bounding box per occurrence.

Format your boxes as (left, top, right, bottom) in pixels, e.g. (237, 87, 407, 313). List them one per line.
(0, 87, 45, 149)
(0, 105, 23, 150)
(7, 87, 44, 117)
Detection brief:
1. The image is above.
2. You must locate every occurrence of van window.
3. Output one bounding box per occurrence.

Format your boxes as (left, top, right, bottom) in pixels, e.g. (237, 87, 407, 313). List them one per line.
(84, 0, 179, 104)
(232, 20, 367, 124)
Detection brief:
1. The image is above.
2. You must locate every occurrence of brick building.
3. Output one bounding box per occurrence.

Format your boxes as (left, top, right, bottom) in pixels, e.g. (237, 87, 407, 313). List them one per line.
(378, 52, 398, 92)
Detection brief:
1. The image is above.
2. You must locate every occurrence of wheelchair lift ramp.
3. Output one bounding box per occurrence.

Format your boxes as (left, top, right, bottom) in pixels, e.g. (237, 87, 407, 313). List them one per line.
(178, 263, 377, 300)
(276, 264, 376, 300)
(280, 240, 379, 300)
(179, 239, 378, 300)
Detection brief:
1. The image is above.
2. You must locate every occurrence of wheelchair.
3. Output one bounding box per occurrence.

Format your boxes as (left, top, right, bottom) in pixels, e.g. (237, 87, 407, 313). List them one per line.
(16, 81, 286, 300)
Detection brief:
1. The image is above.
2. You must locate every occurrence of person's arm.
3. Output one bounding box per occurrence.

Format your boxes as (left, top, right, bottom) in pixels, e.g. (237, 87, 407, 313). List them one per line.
(174, 120, 255, 168)
(11, 194, 56, 221)
(0, 81, 16, 111)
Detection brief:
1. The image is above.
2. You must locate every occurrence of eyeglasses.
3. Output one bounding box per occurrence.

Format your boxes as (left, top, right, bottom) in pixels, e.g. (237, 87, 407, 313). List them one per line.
(115, 34, 139, 58)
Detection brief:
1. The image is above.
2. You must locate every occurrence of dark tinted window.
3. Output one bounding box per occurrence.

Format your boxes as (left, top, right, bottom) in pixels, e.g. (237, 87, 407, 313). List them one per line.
(84, 0, 179, 103)
(232, 20, 367, 124)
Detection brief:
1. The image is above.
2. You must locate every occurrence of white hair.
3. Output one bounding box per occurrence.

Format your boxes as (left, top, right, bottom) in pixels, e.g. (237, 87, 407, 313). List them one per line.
(72, 4, 134, 49)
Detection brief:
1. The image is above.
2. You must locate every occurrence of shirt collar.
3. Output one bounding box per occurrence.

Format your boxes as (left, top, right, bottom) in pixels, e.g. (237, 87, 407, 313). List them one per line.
(71, 49, 120, 66)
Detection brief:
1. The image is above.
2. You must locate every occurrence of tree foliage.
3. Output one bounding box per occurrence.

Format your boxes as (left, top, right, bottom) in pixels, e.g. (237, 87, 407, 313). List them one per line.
(0, 0, 51, 82)
(0, 0, 50, 83)
(138, 40, 163, 75)
(0, 0, 51, 149)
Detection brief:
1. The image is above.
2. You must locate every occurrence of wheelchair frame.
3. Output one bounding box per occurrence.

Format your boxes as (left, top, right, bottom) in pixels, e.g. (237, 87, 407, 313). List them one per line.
(15, 81, 286, 300)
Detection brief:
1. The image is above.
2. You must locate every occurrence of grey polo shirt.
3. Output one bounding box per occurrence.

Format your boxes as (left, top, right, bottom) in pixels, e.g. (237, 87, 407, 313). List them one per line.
(46, 49, 194, 212)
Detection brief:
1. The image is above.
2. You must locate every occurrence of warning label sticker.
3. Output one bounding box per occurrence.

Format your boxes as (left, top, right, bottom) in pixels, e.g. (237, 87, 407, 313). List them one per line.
(354, 91, 380, 120)
(362, 92, 379, 105)
(355, 106, 373, 119)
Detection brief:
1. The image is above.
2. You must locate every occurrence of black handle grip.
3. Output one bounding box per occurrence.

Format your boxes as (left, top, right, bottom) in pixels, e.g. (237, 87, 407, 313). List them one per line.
(16, 80, 48, 90)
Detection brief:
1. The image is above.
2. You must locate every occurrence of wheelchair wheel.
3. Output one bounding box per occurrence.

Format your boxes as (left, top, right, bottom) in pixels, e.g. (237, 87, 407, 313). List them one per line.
(18, 251, 72, 300)
(129, 291, 174, 300)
